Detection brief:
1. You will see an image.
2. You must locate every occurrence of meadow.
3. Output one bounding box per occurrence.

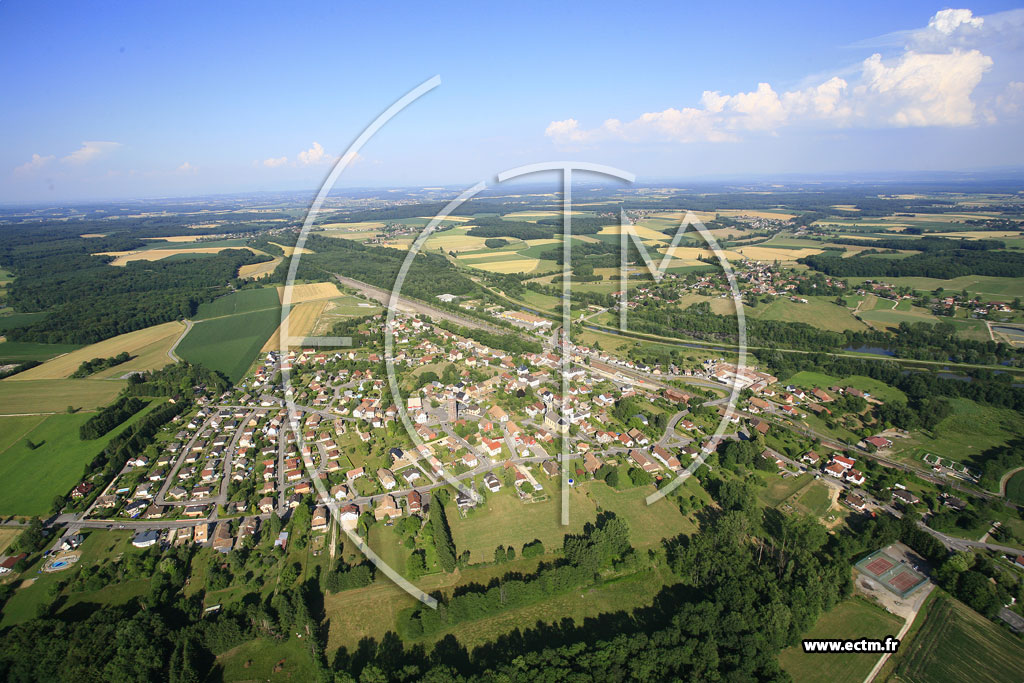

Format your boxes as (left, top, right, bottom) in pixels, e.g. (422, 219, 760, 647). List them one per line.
(0, 401, 163, 516)
(1003, 469, 1024, 505)
(193, 287, 281, 319)
(0, 378, 125, 414)
(779, 597, 904, 683)
(0, 341, 82, 364)
(894, 397, 1024, 464)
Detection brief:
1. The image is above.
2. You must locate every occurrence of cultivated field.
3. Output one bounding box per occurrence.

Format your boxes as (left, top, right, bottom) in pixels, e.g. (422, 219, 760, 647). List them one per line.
(10, 321, 184, 380)
(261, 300, 328, 351)
(0, 378, 125, 414)
(238, 256, 282, 279)
(278, 281, 343, 304)
(0, 341, 82, 364)
(894, 595, 1024, 682)
(96, 245, 263, 265)
(177, 307, 281, 383)
(269, 241, 313, 256)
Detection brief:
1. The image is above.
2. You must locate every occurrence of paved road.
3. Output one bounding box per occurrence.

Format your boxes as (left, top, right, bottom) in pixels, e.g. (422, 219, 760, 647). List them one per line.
(167, 319, 193, 362)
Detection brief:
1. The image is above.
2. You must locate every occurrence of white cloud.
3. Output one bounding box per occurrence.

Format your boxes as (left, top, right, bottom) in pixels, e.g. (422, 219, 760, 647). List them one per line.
(857, 49, 992, 126)
(176, 162, 197, 173)
(298, 141, 329, 165)
(61, 141, 121, 165)
(995, 81, 1024, 115)
(262, 156, 288, 168)
(546, 9, 1003, 146)
(14, 153, 55, 175)
(928, 9, 983, 36)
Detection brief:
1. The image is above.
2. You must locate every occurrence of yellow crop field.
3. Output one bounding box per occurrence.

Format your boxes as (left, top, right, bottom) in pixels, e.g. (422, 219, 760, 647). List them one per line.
(239, 257, 282, 279)
(831, 205, 860, 211)
(502, 210, 585, 219)
(599, 224, 670, 241)
(278, 282, 342, 304)
(424, 234, 491, 251)
(319, 221, 386, 231)
(11, 321, 185, 381)
(523, 238, 561, 247)
(321, 230, 380, 241)
(269, 242, 313, 256)
(469, 258, 540, 273)
(719, 209, 796, 220)
(933, 230, 1022, 239)
(737, 246, 822, 261)
(80, 233, 107, 238)
(141, 234, 227, 243)
(97, 246, 262, 266)
(651, 210, 717, 222)
(262, 301, 328, 351)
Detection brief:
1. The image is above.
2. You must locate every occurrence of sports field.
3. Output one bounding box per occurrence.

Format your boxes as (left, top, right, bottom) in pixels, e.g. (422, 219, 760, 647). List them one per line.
(0, 401, 163, 516)
(0, 378, 125, 414)
(10, 321, 184, 380)
(779, 598, 904, 683)
(894, 595, 1024, 683)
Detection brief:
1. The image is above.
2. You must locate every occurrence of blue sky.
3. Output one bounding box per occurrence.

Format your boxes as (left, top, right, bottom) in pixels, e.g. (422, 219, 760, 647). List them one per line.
(2, 1, 1023, 201)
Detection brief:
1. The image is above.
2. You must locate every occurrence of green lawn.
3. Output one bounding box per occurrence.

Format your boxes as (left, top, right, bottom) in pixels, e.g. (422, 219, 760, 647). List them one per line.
(756, 472, 814, 507)
(0, 378, 126, 414)
(785, 371, 907, 404)
(586, 480, 699, 547)
(894, 595, 1024, 683)
(0, 341, 82, 363)
(793, 481, 833, 518)
(752, 296, 867, 333)
(177, 307, 281, 383)
(779, 597, 904, 683)
(0, 400, 163, 516)
(447, 486, 597, 563)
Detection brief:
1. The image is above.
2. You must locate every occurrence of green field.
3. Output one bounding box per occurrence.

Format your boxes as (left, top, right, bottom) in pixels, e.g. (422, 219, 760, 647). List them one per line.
(177, 306, 281, 383)
(193, 287, 281, 320)
(854, 275, 1024, 301)
(779, 598, 904, 683)
(894, 595, 1024, 683)
(895, 397, 1024, 464)
(0, 312, 47, 333)
(0, 341, 82, 363)
(211, 637, 317, 682)
(0, 401, 163, 516)
(793, 481, 833, 518)
(751, 296, 867, 332)
(784, 371, 908, 404)
(0, 378, 125, 414)
(1005, 469, 1024, 505)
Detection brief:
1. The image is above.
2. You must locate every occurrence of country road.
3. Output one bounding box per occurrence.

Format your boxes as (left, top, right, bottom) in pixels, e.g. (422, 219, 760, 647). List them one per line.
(167, 319, 193, 362)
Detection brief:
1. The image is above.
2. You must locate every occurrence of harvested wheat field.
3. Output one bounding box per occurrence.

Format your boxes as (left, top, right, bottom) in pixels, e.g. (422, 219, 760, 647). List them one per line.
(469, 258, 540, 273)
(262, 301, 328, 351)
(598, 224, 669, 241)
(269, 242, 313, 256)
(80, 233, 107, 238)
(737, 246, 822, 261)
(278, 282, 342, 304)
(140, 234, 228, 243)
(12, 321, 185, 380)
(239, 257, 282, 279)
(97, 246, 263, 265)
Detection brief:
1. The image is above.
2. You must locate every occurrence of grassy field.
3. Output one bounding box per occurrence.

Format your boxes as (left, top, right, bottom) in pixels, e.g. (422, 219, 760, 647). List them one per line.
(854, 275, 1024, 301)
(0, 378, 125, 414)
(98, 244, 263, 265)
(893, 595, 1024, 683)
(0, 341, 82, 364)
(0, 401, 162, 516)
(0, 312, 47, 333)
(895, 397, 1024, 463)
(177, 307, 281, 383)
(1004, 469, 1024, 505)
(0, 414, 46, 452)
(793, 481, 833, 518)
(448, 486, 596, 563)
(212, 637, 317, 682)
(784, 371, 907, 404)
(10, 321, 184, 380)
(586, 480, 699, 547)
(752, 296, 867, 332)
(779, 597, 904, 683)
(757, 472, 814, 507)
(193, 287, 280, 320)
